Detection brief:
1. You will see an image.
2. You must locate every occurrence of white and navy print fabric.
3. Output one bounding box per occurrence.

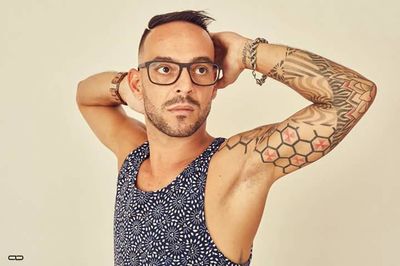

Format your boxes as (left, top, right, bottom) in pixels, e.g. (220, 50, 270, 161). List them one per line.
(113, 137, 253, 266)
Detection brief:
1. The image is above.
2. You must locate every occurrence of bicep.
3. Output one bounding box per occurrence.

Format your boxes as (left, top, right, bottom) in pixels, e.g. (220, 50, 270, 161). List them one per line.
(253, 103, 337, 181)
(221, 103, 339, 184)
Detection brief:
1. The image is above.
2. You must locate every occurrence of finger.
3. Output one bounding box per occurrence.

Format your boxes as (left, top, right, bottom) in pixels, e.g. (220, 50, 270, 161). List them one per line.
(215, 79, 227, 89)
(210, 33, 222, 45)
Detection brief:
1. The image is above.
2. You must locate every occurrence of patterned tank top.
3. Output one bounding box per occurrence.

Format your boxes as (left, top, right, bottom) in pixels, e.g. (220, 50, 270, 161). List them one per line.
(113, 137, 253, 265)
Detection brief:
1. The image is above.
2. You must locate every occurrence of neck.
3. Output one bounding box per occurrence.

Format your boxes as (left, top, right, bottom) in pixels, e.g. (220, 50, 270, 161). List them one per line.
(144, 121, 215, 177)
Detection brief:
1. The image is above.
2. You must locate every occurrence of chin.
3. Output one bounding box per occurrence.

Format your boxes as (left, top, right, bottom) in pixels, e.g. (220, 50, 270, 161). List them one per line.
(167, 119, 205, 137)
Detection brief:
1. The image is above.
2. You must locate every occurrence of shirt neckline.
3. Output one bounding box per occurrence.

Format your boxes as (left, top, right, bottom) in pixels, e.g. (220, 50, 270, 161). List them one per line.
(132, 137, 223, 194)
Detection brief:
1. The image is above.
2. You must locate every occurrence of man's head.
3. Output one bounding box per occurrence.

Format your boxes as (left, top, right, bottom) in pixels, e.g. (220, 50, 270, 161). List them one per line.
(138, 10, 215, 58)
(129, 10, 220, 138)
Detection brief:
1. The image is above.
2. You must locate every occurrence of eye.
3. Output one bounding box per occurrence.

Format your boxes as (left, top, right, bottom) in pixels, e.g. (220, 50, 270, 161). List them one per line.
(156, 66, 171, 74)
(194, 65, 209, 75)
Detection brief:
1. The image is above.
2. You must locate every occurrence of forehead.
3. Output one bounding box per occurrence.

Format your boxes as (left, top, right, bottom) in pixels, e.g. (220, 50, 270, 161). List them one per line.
(141, 21, 214, 62)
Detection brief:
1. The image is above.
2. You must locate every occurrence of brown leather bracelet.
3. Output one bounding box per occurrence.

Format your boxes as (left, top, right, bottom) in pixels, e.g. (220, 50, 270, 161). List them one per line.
(110, 72, 128, 105)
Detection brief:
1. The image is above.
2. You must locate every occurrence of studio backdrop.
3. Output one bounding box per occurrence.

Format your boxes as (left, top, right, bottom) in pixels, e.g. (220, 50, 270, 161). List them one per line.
(0, 0, 397, 265)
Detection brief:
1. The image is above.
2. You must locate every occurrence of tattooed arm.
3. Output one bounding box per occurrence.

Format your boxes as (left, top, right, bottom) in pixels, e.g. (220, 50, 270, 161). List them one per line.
(211, 32, 377, 182)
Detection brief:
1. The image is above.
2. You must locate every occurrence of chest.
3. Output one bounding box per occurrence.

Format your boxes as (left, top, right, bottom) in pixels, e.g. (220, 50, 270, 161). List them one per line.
(134, 153, 234, 202)
(124, 151, 257, 263)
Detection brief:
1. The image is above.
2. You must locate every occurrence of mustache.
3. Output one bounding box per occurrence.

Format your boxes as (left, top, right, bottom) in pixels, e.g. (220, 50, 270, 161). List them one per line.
(164, 95, 200, 108)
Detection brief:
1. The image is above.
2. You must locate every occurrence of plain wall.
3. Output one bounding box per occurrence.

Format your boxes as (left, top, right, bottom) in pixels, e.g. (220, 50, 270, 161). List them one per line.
(1, 0, 398, 265)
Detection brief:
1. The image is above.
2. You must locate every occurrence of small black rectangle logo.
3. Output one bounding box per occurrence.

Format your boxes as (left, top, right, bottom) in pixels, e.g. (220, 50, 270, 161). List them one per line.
(8, 255, 24, 261)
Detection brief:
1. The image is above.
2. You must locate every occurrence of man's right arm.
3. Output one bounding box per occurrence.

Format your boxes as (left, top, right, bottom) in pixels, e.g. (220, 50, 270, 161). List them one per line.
(76, 71, 147, 169)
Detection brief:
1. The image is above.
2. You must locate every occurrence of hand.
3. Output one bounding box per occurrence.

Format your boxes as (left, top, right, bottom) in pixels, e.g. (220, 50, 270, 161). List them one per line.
(120, 71, 145, 114)
(210, 31, 251, 89)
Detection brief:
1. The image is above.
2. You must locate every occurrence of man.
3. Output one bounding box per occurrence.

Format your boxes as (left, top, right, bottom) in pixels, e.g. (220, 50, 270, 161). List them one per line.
(76, 10, 376, 266)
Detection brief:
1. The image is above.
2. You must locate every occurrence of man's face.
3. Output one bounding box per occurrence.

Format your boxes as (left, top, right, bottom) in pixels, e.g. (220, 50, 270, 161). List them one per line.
(137, 21, 217, 137)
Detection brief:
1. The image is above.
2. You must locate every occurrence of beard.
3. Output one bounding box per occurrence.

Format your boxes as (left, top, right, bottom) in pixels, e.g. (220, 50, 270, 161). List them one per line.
(142, 87, 211, 137)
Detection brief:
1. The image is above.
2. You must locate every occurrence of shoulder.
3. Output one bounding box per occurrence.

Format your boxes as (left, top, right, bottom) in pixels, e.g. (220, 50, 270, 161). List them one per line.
(209, 136, 260, 185)
(209, 131, 276, 190)
(116, 135, 148, 173)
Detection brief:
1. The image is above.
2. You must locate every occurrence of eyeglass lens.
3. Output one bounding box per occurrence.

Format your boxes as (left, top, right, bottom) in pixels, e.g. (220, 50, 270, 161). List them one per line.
(148, 61, 219, 85)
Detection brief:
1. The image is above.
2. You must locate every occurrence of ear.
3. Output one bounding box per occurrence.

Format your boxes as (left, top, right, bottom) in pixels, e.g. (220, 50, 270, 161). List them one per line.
(127, 68, 143, 99)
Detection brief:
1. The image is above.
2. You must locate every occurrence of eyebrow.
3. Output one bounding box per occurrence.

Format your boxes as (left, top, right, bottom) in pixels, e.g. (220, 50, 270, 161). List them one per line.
(151, 56, 214, 63)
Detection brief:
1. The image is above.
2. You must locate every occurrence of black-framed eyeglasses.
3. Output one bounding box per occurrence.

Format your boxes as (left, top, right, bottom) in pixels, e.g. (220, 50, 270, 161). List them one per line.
(137, 60, 223, 86)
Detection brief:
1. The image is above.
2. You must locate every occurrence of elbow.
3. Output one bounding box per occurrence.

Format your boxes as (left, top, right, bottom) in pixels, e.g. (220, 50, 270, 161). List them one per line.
(367, 80, 378, 106)
(75, 80, 86, 106)
(370, 81, 377, 101)
(76, 77, 89, 90)
(360, 80, 377, 114)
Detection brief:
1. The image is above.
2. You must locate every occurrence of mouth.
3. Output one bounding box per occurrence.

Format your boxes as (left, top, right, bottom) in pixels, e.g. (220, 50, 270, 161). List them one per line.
(168, 109, 194, 115)
(167, 105, 195, 111)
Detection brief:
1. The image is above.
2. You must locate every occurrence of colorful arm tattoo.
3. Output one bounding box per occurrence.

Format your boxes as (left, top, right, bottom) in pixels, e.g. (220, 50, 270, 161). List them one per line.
(221, 46, 376, 177)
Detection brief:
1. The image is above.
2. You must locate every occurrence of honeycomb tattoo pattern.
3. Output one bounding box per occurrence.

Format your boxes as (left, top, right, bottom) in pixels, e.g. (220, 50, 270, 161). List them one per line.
(219, 123, 335, 174)
(255, 124, 334, 173)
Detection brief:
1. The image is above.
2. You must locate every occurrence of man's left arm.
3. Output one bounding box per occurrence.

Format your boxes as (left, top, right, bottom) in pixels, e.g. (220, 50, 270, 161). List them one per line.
(211, 32, 377, 183)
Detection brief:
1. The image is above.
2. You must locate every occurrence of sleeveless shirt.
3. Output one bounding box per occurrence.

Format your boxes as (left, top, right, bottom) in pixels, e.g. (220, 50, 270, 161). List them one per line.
(113, 137, 253, 265)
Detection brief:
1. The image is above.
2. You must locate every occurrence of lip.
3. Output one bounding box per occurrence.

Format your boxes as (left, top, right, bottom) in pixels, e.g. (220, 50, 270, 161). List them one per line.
(167, 105, 195, 111)
(169, 109, 194, 115)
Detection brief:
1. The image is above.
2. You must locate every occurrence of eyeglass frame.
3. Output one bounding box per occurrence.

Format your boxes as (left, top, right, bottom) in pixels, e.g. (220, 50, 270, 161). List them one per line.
(137, 60, 223, 86)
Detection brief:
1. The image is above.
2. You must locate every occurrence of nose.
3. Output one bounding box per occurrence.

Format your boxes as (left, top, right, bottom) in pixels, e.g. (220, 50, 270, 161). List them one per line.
(174, 67, 193, 93)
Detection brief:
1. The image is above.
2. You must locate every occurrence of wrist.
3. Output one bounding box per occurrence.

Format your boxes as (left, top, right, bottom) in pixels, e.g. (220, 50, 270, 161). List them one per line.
(241, 39, 253, 70)
(118, 75, 130, 103)
(244, 37, 269, 86)
(110, 72, 128, 105)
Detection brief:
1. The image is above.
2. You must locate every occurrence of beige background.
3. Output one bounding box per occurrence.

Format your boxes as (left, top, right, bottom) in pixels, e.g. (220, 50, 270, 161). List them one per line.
(0, 0, 398, 265)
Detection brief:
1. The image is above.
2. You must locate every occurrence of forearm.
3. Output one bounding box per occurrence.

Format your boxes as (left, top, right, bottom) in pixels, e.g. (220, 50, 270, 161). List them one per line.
(76, 71, 129, 106)
(243, 42, 377, 148)
(246, 43, 377, 106)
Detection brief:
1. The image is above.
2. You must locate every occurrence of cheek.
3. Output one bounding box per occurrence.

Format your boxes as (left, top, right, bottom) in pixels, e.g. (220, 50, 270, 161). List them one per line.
(143, 89, 168, 110)
(202, 91, 215, 106)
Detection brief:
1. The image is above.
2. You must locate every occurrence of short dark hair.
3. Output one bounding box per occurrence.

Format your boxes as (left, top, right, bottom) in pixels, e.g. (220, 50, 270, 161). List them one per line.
(138, 10, 215, 56)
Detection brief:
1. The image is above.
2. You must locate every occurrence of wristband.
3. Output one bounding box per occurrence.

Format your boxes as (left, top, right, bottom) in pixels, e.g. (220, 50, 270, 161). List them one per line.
(110, 72, 128, 105)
